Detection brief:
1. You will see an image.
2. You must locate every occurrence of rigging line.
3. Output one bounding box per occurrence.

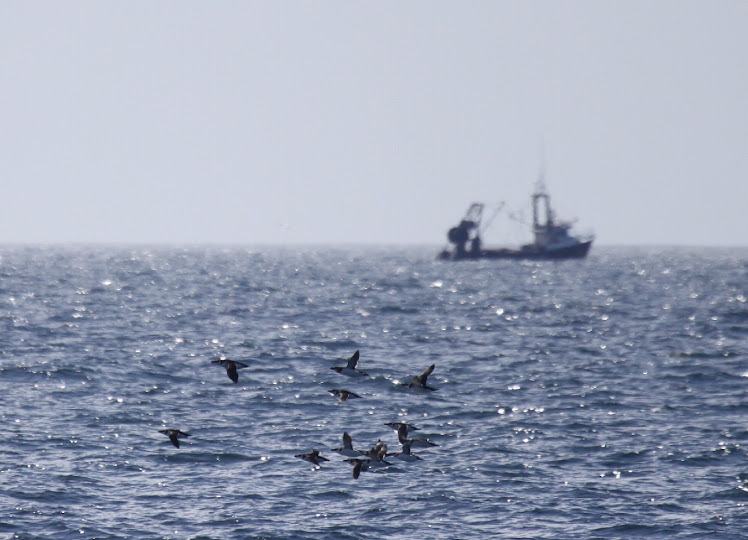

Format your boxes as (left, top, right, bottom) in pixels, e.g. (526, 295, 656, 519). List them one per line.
(479, 202, 505, 234)
(507, 208, 529, 227)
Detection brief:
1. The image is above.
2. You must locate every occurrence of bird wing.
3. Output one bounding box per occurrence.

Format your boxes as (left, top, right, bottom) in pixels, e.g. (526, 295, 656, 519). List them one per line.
(418, 364, 435, 385)
(368, 441, 382, 458)
(346, 350, 360, 369)
(227, 362, 239, 383)
(377, 444, 388, 461)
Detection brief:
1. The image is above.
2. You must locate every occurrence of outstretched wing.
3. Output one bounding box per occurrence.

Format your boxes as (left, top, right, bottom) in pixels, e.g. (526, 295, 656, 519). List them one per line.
(397, 424, 409, 444)
(226, 362, 239, 383)
(417, 364, 435, 385)
(346, 350, 360, 370)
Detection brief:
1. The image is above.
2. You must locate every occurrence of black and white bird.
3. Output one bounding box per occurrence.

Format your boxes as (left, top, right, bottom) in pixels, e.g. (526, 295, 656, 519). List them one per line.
(384, 421, 420, 435)
(295, 449, 329, 466)
(332, 432, 364, 458)
(346, 439, 393, 478)
(328, 389, 361, 403)
(402, 363, 437, 392)
(346, 458, 369, 479)
(397, 424, 438, 448)
(211, 358, 249, 384)
(362, 440, 391, 469)
(387, 440, 422, 462)
(159, 429, 190, 449)
(331, 350, 368, 377)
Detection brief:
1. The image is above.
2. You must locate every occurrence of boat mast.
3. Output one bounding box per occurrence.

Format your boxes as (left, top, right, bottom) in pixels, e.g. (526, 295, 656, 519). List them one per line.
(532, 152, 554, 247)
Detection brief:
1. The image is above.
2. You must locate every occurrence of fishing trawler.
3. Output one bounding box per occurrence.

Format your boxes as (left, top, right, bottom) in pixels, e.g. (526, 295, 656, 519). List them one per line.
(437, 177, 593, 261)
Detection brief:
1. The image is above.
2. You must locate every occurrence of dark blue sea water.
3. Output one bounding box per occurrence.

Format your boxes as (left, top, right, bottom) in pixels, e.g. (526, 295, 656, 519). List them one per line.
(1, 246, 747, 539)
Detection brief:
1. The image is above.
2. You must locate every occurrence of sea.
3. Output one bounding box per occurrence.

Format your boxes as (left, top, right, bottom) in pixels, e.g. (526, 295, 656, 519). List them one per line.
(1, 245, 747, 539)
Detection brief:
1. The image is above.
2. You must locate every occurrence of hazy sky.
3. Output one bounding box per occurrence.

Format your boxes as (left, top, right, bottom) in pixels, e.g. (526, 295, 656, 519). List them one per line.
(2, 2, 747, 246)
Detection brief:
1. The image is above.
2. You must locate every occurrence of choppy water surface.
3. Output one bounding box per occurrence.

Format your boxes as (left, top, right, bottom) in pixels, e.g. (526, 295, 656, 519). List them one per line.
(1, 246, 747, 539)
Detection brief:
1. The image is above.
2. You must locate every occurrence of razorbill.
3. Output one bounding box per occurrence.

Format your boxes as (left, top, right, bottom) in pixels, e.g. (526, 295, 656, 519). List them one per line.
(387, 440, 422, 462)
(331, 350, 368, 377)
(346, 458, 369, 479)
(211, 358, 249, 383)
(332, 432, 364, 457)
(295, 449, 329, 466)
(402, 363, 437, 392)
(328, 389, 361, 403)
(159, 429, 190, 449)
(362, 440, 391, 469)
(397, 424, 438, 448)
(384, 421, 420, 435)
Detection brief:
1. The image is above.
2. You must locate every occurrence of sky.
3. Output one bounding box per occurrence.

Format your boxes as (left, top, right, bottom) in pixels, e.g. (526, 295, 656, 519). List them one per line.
(2, 1, 747, 247)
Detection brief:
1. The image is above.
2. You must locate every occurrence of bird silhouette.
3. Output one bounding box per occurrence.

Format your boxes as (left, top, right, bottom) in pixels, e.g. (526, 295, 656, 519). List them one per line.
(295, 449, 329, 466)
(159, 429, 190, 448)
(331, 350, 369, 377)
(211, 358, 249, 383)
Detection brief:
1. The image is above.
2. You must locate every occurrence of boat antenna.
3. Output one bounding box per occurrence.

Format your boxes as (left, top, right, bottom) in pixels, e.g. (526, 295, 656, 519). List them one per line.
(536, 139, 547, 194)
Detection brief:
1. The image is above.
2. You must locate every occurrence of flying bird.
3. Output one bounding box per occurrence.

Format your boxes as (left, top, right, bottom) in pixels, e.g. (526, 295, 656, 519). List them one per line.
(384, 421, 420, 435)
(346, 458, 369, 479)
(159, 429, 190, 449)
(402, 364, 437, 392)
(331, 350, 369, 377)
(387, 441, 423, 462)
(362, 440, 391, 469)
(397, 424, 438, 448)
(332, 432, 364, 458)
(212, 358, 249, 383)
(328, 389, 361, 403)
(346, 440, 392, 478)
(295, 449, 329, 466)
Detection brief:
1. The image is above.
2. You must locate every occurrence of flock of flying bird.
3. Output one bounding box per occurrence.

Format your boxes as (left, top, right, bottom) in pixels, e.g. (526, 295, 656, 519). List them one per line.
(294, 350, 440, 479)
(158, 350, 440, 479)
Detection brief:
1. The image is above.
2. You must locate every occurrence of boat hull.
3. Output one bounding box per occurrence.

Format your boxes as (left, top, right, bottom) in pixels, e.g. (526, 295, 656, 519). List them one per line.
(438, 239, 593, 261)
